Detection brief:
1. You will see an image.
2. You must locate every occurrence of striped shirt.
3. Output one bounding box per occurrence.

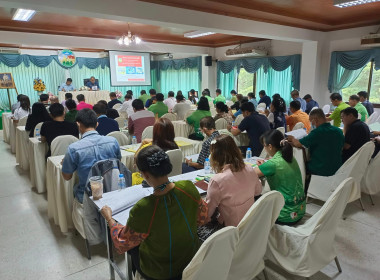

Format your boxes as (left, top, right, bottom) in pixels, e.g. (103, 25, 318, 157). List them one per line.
(128, 109, 155, 142)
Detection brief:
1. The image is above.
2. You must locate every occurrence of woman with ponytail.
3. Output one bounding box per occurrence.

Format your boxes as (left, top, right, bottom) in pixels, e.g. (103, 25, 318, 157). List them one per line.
(254, 130, 305, 225)
(214, 101, 233, 125)
(267, 97, 287, 131)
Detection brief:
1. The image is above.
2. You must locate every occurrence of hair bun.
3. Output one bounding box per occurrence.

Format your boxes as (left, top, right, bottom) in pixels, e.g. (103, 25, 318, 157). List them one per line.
(147, 151, 169, 167)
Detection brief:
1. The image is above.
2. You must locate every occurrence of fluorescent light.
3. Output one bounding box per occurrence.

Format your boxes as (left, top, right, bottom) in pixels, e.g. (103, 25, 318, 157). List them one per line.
(334, 0, 380, 8)
(12, 9, 36, 21)
(184, 31, 216, 38)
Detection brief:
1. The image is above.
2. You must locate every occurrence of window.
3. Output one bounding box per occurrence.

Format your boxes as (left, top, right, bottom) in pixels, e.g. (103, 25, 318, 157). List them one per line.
(237, 68, 255, 96)
(342, 61, 379, 104)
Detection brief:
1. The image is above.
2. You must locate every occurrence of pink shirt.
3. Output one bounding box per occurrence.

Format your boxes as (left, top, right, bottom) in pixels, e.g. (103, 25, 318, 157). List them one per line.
(77, 101, 93, 110)
(206, 164, 262, 226)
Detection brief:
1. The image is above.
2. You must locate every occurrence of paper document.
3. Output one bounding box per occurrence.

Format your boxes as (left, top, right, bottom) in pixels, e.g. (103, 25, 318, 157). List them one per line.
(369, 122, 380, 132)
(285, 129, 307, 140)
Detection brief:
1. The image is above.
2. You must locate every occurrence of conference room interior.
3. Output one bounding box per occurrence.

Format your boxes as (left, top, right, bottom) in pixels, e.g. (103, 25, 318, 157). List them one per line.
(1, 0, 380, 279)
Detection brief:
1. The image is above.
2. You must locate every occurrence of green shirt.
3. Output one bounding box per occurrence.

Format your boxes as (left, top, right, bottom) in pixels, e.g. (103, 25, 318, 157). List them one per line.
(127, 181, 200, 279)
(259, 151, 306, 223)
(139, 94, 150, 106)
(186, 110, 212, 138)
(213, 95, 226, 104)
(204, 95, 213, 102)
(148, 101, 168, 118)
(330, 102, 350, 127)
(64, 109, 78, 123)
(299, 123, 344, 176)
(355, 103, 368, 122)
(230, 96, 237, 103)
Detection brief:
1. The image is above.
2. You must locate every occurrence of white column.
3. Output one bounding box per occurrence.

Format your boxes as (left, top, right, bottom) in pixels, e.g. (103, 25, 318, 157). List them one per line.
(300, 41, 319, 96)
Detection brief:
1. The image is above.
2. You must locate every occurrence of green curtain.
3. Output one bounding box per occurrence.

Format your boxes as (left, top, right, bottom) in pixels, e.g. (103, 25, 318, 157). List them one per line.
(160, 68, 200, 98)
(218, 69, 237, 99)
(330, 64, 364, 93)
(256, 66, 294, 105)
(0, 62, 66, 110)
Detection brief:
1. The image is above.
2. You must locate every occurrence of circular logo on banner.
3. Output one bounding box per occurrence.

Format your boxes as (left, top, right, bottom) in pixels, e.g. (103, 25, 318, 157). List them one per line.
(58, 49, 76, 67)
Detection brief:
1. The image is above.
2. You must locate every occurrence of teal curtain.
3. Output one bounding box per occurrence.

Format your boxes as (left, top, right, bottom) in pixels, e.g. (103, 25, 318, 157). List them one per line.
(256, 66, 294, 105)
(218, 69, 237, 99)
(329, 63, 365, 93)
(160, 68, 200, 97)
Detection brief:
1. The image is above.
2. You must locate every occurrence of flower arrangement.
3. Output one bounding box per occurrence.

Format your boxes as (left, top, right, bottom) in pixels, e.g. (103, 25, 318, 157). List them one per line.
(115, 91, 123, 99)
(79, 86, 89, 91)
(33, 77, 46, 93)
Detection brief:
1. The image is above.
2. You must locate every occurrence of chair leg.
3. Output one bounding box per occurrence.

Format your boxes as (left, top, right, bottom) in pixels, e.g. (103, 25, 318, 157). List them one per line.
(85, 239, 91, 260)
(359, 198, 365, 211)
(334, 256, 342, 273)
(369, 194, 375, 206)
(263, 268, 269, 280)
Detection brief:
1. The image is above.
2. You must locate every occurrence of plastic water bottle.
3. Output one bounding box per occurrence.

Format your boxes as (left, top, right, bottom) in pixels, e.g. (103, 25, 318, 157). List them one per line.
(35, 128, 40, 138)
(132, 136, 137, 148)
(204, 158, 210, 173)
(118, 174, 126, 191)
(246, 148, 252, 159)
(232, 121, 235, 128)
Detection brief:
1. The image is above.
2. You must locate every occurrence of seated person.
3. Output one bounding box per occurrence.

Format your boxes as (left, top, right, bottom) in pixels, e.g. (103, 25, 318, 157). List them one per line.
(288, 109, 344, 177)
(184, 116, 220, 172)
(100, 145, 208, 280)
(138, 90, 150, 105)
(128, 99, 155, 143)
(230, 90, 237, 103)
(39, 94, 50, 108)
(303, 94, 319, 114)
(247, 92, 258, 108)
(267, 97, 287, 131)
(348, 94, 368, 122)
(164, 91, 176, 111)
(341, 107, 370, 163)
(172, 94, 191, 120)
(61, 92, 73, 111)
(11, 94, 23, 113)
(290, 90, 306, 112)
(214, 102, 233, 126)
(188, 89, 198, 105)
(213, 89, 226, 105)
(357, 91, 374, 116)
(50, 96, 59, 104)
(286, 100, 311, 132)
(201, 89, 213, 102)
(254, 130, 305, 225)
(230, 102, 271, 157)
(93, 103, 119, 136)
(108, 92, 122, 109)
(13, 95, 31, 123)
(258, 90, 271, 108)
(59, 78, 75, 92)
(206, 134, 262, 226)
(119, 93, 134, 117)
(233, 97, 249, 118)
(97, 100, 119, 119)
(145, 88, 156, 108)
(76, 94, 93, 110)
(62, 109, 121, 203)
(230, 93, 243, 111)
(187, 97, 211, 141)
(40, 103, 79, 157)
(25, 102, 52, 137)
(64, 99, 78, 123)
(326, 92, 349, 127)
(85, 76, 100, 90)
(148, 93, 168, 118)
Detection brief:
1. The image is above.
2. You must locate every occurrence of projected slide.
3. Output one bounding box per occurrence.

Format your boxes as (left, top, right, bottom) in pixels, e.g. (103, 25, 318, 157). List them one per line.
(109, 51, 151, 86)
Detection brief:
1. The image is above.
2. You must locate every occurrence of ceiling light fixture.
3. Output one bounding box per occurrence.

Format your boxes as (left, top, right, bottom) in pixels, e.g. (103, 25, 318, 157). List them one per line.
(12, 8, 36, 21)
(333, 0, 380, 8)
(184, 31, 216, 38)
(117, 24, 142, 46)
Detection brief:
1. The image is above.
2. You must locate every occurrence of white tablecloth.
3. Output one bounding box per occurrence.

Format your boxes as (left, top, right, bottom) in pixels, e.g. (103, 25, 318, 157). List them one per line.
(9, 118, 16, 153)
(29, 138, 48, 193)
(58, 90, 110, 105)
(172, 121, 194, 138)
(2, 112, 11, 143)
(219, 129, 250, 147)
(16, 126, 30, 171)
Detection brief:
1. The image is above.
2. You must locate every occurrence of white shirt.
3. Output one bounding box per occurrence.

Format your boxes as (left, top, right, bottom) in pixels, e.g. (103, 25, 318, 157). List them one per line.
(164, 97, 176, 111)
(13, 107, 30, 120)
(172, 101, 191, 120)
(119, 99, 134, 117)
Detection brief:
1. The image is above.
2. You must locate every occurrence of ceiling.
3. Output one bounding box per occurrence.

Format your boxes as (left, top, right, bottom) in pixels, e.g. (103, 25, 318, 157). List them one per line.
(138, 0, 380, 31)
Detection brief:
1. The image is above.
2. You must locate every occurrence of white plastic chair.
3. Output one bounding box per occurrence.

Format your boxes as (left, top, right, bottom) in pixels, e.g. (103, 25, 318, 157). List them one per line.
(276, 127, 285, 135)
(17, 116, 28, 126)
(307, 141, 375, 209)
(184, 110, 194, 121)
(182, 227, 239, 280)
(115, 117, 127, 128)
(226, 100, 234, 107)
(141, 126, 153, 141)
(166, 149, 183, 177)
(310, 106, 319, 113)
(234, 114, 244, 126)
(34, 122, 43, 137)
(51, 135, 79, 156)
(210, 107, 217, 117)
(227, 191, 284, 280)
(257, 102, 266, 112)
(107, 131, 130, 146)
(265, 177, 356, 278)
(366, 112, 379, 124)
(112, 103, 121, 110)
(161, 113, 177, 121)
(322, 104, 330, 114)
(215, 118, 228, 130)
(292, 122, 304, 130)
(293, 147, 306, 189)
(358, 113, 362, 120)
(361, 151, 380, 205)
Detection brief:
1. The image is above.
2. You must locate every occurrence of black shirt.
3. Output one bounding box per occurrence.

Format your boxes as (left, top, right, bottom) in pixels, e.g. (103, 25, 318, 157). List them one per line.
(40, 120, 79, 157)
(108, 99, 122, 109)
(96, 116, 120, 136)
(342, 120, 370, 163)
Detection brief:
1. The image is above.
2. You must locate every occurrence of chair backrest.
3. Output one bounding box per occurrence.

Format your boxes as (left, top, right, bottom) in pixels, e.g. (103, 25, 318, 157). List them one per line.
(141, 126, 153, 141)
(210, 107, 217, 117)
(17, 116, 28, 126)
(293, 122, 304, 130)
(226, 100, 234, 107)
(112, 103, 121, 110)
(34, 122, 43, 137)
(234, 114, 244, 126)
(362, 151, 380, 195)
(276, 126, 285, 135)
(182, 227, 239, 280)
(215, 118, 228, 130)
(227, 191, 284, 279)
(115, 117, 127, 128)
(51, 135, 79, 156)
(184, 110, 193, 121)
(310, 106, 318, 113)
(257, 102, 266, 111)
(293, 147, 306, 189)
(358, 113, 362, 120)
(322, 104, 330, 114)
(366, 111, 379, 124)
(107, 131, 130, 146)
(166, 149, 183, 177)
(161, 113, 177, 121)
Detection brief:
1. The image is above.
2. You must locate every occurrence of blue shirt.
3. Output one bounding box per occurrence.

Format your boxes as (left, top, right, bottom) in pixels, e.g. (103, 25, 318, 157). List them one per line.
(295, 97, 307, 112)
(62, 130, 121, 203)
(259, 95, 271, 108)
(59, 83, 75, 91)
(249, 98, 258, 109)
(362, 100, 374, 116)
(305, 99, 319, 114)
(96, 115, 120, 136)
(86, 81, 100, 90)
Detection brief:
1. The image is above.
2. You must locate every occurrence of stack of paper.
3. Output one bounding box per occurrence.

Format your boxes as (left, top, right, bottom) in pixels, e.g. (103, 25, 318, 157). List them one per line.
(285, 129, 308, 140)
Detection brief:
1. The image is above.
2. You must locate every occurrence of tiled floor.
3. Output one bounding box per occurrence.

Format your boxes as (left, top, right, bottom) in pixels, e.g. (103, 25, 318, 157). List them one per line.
(0, 130, 379, 280)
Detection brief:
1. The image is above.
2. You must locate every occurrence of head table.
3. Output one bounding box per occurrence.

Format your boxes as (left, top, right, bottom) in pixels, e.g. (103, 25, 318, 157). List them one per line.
(58, 90, 110, 105)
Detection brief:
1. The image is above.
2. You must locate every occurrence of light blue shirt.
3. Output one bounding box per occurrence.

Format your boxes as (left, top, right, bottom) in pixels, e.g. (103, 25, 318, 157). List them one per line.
(62, 130, 121, 203)
(249, 98, 258, 108)
(59, 83, 75, 91)
(295, 97, 307, 112)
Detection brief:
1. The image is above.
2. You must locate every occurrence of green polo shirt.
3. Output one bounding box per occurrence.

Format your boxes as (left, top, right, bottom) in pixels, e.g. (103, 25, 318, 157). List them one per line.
(299, 123, 344, 176)
(213, 95, 226, 104)
(230, 95, 237, 103)
(258, 151, 305, 223)
(354, 103, 368, 122)
(64, 109, 78, 123)
(204, 95, 213, 102)
(186, 109, 211, 138)
(139, 94, 150, 106)
(148, 101, 168, 118)
(329, 102, 350, 127)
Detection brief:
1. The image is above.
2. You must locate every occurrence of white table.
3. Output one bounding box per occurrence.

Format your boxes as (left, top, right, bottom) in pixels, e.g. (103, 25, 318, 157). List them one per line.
(29, 138, 48, 193)
(58, 90, 110, 105)
(172, 120, 194, 138)
(2, 112, 11, 143)
(15, 126, 30, 171)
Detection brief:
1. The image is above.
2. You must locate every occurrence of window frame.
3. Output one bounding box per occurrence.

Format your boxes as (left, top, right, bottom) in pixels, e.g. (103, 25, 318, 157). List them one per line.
(236, 67, 257, 96)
